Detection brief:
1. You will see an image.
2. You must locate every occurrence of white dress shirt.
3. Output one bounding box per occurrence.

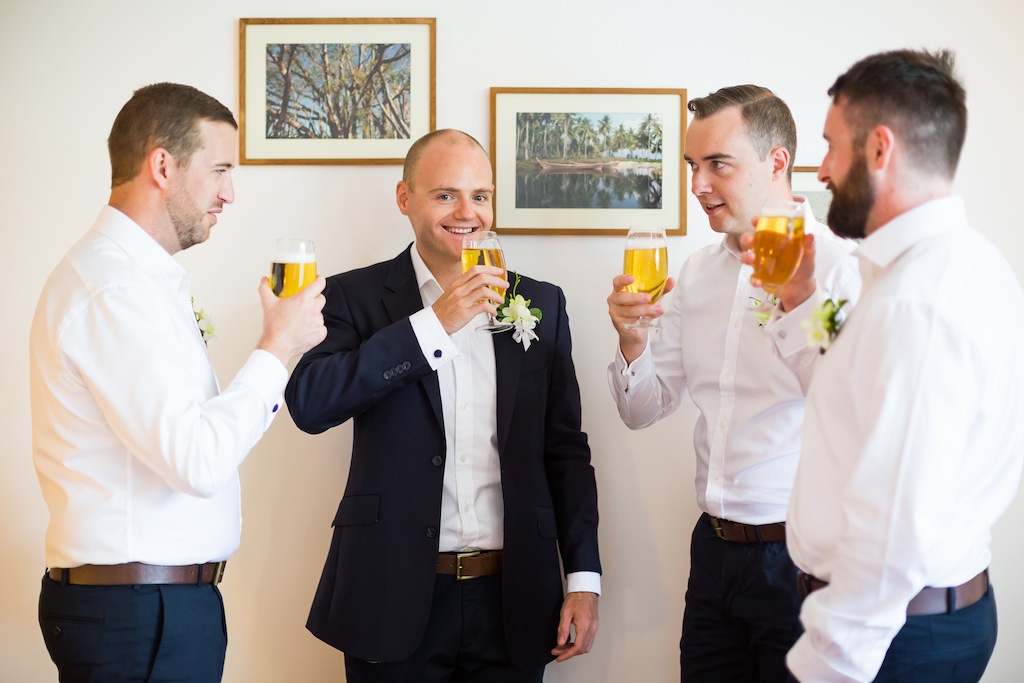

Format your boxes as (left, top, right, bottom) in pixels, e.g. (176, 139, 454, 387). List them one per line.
(407, 245, 600, 594)
(609, 198, 861, 524)
(786, 196, 1024, 682)
(31, 206, 288, 569)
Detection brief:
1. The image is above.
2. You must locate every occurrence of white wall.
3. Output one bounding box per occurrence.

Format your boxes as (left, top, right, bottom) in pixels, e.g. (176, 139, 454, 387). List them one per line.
(2, 1, 1022, 680)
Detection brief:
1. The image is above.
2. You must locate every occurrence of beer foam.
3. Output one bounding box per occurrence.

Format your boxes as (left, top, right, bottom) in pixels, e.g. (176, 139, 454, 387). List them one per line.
(271, 251, 316, 263)
(625, 237, 665, 249)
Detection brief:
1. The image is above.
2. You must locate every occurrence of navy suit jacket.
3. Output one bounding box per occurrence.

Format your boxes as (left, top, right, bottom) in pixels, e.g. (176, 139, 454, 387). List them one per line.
(285, 246, 601, 670)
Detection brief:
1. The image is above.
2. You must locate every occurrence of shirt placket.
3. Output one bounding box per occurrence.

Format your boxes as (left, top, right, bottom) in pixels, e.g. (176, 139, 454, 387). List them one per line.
(706, 263, 751, 517)
(451, 334, 479, 547)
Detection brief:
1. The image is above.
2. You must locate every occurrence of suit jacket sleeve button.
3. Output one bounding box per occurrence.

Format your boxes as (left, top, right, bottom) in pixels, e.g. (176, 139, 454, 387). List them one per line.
(431, 455, 443, 467)
(425, 527, 437, 538)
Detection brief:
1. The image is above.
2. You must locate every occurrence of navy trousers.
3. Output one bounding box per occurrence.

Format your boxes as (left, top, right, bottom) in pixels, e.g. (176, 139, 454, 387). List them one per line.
(38, 573, 227, 682)
(681, 513, 803, 683)
(870, 585, 997, 683)
(344, 574, 544, 683)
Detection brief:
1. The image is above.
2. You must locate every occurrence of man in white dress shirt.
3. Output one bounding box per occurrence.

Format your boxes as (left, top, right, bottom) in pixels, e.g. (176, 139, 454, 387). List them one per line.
(783, 49, 1024, 682)
(31, 82, 326, 681)
(606, 86, 860, 681)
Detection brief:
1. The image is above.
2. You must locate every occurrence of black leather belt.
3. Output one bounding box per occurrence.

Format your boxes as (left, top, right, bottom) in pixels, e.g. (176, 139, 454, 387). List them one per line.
(48, 561, 227, 586)
(797, 569, 989, 616)
(707, 514, 786, 544)
(436, 551, 502, 580)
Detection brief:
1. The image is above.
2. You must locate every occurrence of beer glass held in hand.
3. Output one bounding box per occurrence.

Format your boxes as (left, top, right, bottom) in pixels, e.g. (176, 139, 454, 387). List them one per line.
(270, 239, 317, 298)
(461, 231, 513, 334)
(623, 227, 668, 329)
(750, 201, 805, 313)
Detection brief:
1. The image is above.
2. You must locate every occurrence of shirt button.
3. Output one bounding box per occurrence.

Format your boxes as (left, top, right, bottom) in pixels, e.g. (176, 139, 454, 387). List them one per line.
(463, 504, 470, 513)
(425, 527, 437, 538)
(719, 420, 726, 430)
(779, 330, 787, 339)
(431, 455, 443, 467)
(460, 455, 469, 462)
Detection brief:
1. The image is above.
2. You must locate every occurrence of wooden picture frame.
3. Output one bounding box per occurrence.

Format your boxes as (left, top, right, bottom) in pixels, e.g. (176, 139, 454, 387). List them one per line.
(490, 87, 687, 235)
(792, 165, 832, 223)
(239, 18, 436, 165)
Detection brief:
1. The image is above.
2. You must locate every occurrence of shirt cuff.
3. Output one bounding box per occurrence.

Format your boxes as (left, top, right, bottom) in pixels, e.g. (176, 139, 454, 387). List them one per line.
(611, 341, 653, 391)
(409, 307, 459, 370)
(235, 349, 290, 425)
(566, 571, 602, 596)
(786, 632, 861, 683)
(767, 284, 825, 358)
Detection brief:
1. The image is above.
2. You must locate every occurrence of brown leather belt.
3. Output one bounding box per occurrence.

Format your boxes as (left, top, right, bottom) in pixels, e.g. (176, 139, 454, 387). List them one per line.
(797, 569, 989, 616)
(48, 561, 227, 586)
(707, 514, 786, 544)
(436, 551, 502, 580)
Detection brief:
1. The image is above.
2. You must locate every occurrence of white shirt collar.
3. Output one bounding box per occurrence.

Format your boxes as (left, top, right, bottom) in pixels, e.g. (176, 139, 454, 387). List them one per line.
(94, 205, 186, 277)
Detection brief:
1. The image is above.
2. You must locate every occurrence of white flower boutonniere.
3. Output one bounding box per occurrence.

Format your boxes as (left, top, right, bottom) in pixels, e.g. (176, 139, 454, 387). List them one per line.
(801, 298, 848, 353)
(192, 297, 218, 344)
(499, 273, 543, 351)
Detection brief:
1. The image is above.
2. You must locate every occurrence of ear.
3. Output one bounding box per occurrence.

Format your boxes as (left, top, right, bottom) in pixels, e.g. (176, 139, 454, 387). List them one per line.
(146, 147, 173, 190)
(768, 145, 791, 182)
(865, 125, 895, 171)
(396, 180, 411, 216)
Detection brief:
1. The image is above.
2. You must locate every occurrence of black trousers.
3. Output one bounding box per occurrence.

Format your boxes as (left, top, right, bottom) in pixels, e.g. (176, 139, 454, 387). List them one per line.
(38, 573, 227, 682)
(681, 513, 802, 683)
(344, 573, 545, 683)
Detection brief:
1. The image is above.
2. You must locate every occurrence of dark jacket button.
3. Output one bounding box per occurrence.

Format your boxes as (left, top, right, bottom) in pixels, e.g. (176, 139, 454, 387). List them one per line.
(431, 455, 443, 467)
(425, 527, 437, 538)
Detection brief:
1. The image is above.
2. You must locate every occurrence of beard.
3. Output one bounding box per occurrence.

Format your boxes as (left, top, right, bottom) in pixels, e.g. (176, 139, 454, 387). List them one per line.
(168, 182, 212, 251)
(826, 151, 875, 240)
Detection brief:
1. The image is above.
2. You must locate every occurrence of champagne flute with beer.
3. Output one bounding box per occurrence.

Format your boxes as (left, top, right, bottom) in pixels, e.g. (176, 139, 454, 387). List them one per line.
(750, 201, 805, 314)
(461, 231, 513, 334)
(623, 227, 668, 329)
(270, 239, 317, 298)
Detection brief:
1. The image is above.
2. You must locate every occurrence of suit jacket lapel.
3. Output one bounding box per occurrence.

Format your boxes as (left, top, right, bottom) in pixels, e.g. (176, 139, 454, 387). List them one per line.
(382, 247, 444, 428)
(493, 329, 522, 456)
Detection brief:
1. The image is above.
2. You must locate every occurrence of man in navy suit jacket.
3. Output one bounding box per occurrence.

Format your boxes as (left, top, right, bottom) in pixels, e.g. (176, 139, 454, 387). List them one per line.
(285, 129, 601, 682)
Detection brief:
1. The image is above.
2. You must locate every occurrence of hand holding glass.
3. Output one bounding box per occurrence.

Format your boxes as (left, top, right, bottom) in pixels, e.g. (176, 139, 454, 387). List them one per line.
(622, 227, 668, 329)
(750, 201, 805, 312)
(461, 231, 513, 334)
(270, 239, 317, 298)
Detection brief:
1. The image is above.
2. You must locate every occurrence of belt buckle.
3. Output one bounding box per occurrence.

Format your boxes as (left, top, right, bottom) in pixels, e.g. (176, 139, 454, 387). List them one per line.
(709, 515, 726, 540)
(211, 561, 226, 585)
(455, 551, 482, 581)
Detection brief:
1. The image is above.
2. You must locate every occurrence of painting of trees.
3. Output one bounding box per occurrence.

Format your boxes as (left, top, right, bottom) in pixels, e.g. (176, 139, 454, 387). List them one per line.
(265, 42, 412, 140)
(514, 112, 663, 161)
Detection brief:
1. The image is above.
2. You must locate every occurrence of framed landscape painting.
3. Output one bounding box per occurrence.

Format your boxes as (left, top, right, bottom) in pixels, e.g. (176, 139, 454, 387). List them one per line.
(489, 87, 687, 235)
(239, 18, 435, 165)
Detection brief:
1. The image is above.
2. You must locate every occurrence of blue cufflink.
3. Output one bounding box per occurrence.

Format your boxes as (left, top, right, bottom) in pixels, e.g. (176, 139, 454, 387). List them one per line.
(434, 349, 442, 358)
(272, 404, 279, 413)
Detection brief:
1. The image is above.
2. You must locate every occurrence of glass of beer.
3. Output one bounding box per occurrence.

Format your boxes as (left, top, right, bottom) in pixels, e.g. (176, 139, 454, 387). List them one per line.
(269, 239, 317, 297)
(623, 227, 668, 329)
(750, 201, 805, 313)
(461, 231, 513, 334)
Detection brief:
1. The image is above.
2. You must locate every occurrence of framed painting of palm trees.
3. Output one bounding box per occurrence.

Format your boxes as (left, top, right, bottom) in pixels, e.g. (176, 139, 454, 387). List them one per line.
(239, 18, 435, 165)
(489, 88, 686, 235)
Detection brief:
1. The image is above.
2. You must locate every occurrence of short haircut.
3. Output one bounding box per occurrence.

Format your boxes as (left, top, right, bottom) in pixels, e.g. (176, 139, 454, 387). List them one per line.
(828, 49, 967, 178)
(402, 129, 487, 187)
(108, 82, 237, 188)
(688, 85, 798, 179)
